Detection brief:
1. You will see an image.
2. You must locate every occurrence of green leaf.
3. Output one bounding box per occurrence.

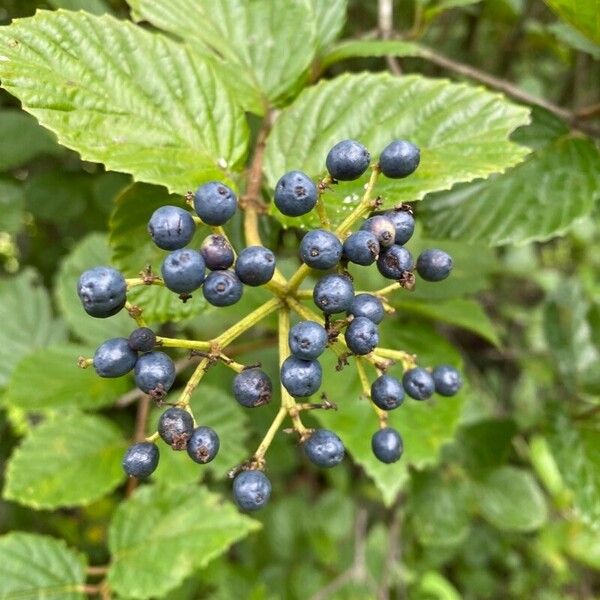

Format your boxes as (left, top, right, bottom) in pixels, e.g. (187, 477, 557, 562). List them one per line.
(128, 0, 318, 109)
(393, 298, 500, 346)
(321, 39, 424, 69)
(0, 109, 60, 171)
(476, 466, 548, 532)
(0, 532, 86, 600)
(0, 177, 24, 234)
(108, 484, 261, 599)
(0, 10, 249, 194)
(309, 0, 348, 54)
(55, 233, 131, 345)
(150, 383, 250, 487)
(109, 183, 208, 323)
(0, 268, 65, 387)
(510, 106, 570, 150)
(421, 0, 483, 21)
(6, 343, 129, 411)
(264, 72, 530, 229)
(48, 0, 112, 14)
(415, 571, 462, 600)
(4, 412, 126, 509)
(423, 136, 600, 246)
(544, 0, 600, 44)
(548, 21, 600, 59)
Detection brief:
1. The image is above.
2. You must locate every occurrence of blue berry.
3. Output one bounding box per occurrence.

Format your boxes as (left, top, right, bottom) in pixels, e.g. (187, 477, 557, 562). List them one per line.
(345, 316, 379, 355)
(416, 249, 453, 282)
(347, 293, 384, 325)
(432, 365, 462, 396)
(371, 375, 404, 410)
(158, 407, 194, 450)
(313, 274, 355, 315)
(303, 429, 345, 468)
(161, 249, 206, 295)
(186, 426, 220, 464)
(274, 171, 317, 216)
(147, 205, 195, 250)
(193, 181, 237, 225)
(233, 470, 272, 512)
(377, 245, 414, 279)
(288, 320, 328, 360)
(379, 140, 420, 179)
(300, 229, 342, 270)
(128, 327, 156, 352)
(233, 368, 272, 407)
(326, 139, 370, 181)
(385, 209, 415, 245)
(93, 337, 137, 378)
(371, 428, 403, 463)
(200, 234, 235, 271)
(342, 230, 379, 266)
(77, 266, 126, 318)
(360, 215, 396, 248)
(280, 356, 322, 397)
(402, 367, 435, 400)
(202, 270, 244, 306)
(134, 351, 176, 396)
(122, 442, 159, 478)
(235, 246, 276, 286)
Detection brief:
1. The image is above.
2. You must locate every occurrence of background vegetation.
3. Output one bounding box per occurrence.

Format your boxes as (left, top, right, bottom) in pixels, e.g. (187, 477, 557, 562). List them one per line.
(0, 0, 599, 598)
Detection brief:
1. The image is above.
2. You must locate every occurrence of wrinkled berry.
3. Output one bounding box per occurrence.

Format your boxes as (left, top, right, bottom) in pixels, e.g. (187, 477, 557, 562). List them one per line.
(200, 234, 235, 271)
(158, 407, 194, 450)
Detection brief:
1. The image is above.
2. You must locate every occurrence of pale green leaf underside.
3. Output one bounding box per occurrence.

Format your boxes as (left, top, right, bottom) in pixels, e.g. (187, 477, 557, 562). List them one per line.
(0, 10, 249, 194)
(110, 183, 209, 323)
(476, 466, 548, 532)
(0, 532, 86, 600)
(108, 484, 260, 599)
(264, 72, 530, 229)
(321, 38, 425, 69)
(422, 137, 600, 246)
(544, 0, 600, 44)
(128, 0, 318, 109)
(6, 343, 129, 412)
(0, 268, 65, 387)
(55, 233, 131, 345)
(4, 412, 126, 509)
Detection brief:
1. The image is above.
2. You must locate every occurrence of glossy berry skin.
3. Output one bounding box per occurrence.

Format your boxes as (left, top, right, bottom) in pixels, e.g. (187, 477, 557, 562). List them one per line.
(233, 368, 273, 407)
(303, 429, 345, 468)
(347, 293, 384, 325)
(93, 337, 137, 378)
(360, 215, 396, 248)
(371, 375, 404, 410)
(202, 270, 244, 307)
(345, 316, 379, 355)
(193, 181, 237, 225)
(342, 230, 379, 266)
(77, 266, 127, 318)
(403, 367, 435, 400)
(313, 274, 355, 315)
(377, 245, 414, 280)
(385, 210, 415, 245)
(161, 249, 206, 294)
(280, 356, 322, 397)
(416, 249, 453, 282)
(122, 442, 159, 478)
(432, 365, 463, 396)
(158, 407, 194, 450)
(235, 246, 276, 286)
(288, 320, 328, 360)
(147, 205, 195, 250)
(300, 229, 342, 270)
(134, 351, 176, 395)
(372, 428, 403, 463)
(200, 234, 235, 271)
(379, 140, 420, 179)
(128, 327, 156, 352)
(233, 470, 272, 512)
(326, 139, 370, 181)
(187, 426, 220, 464)
(274, 170, 318, 216)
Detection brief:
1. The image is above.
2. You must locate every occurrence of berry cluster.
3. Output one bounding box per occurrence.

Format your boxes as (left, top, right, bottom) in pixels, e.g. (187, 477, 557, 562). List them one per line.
(76, 137, 462, 513)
